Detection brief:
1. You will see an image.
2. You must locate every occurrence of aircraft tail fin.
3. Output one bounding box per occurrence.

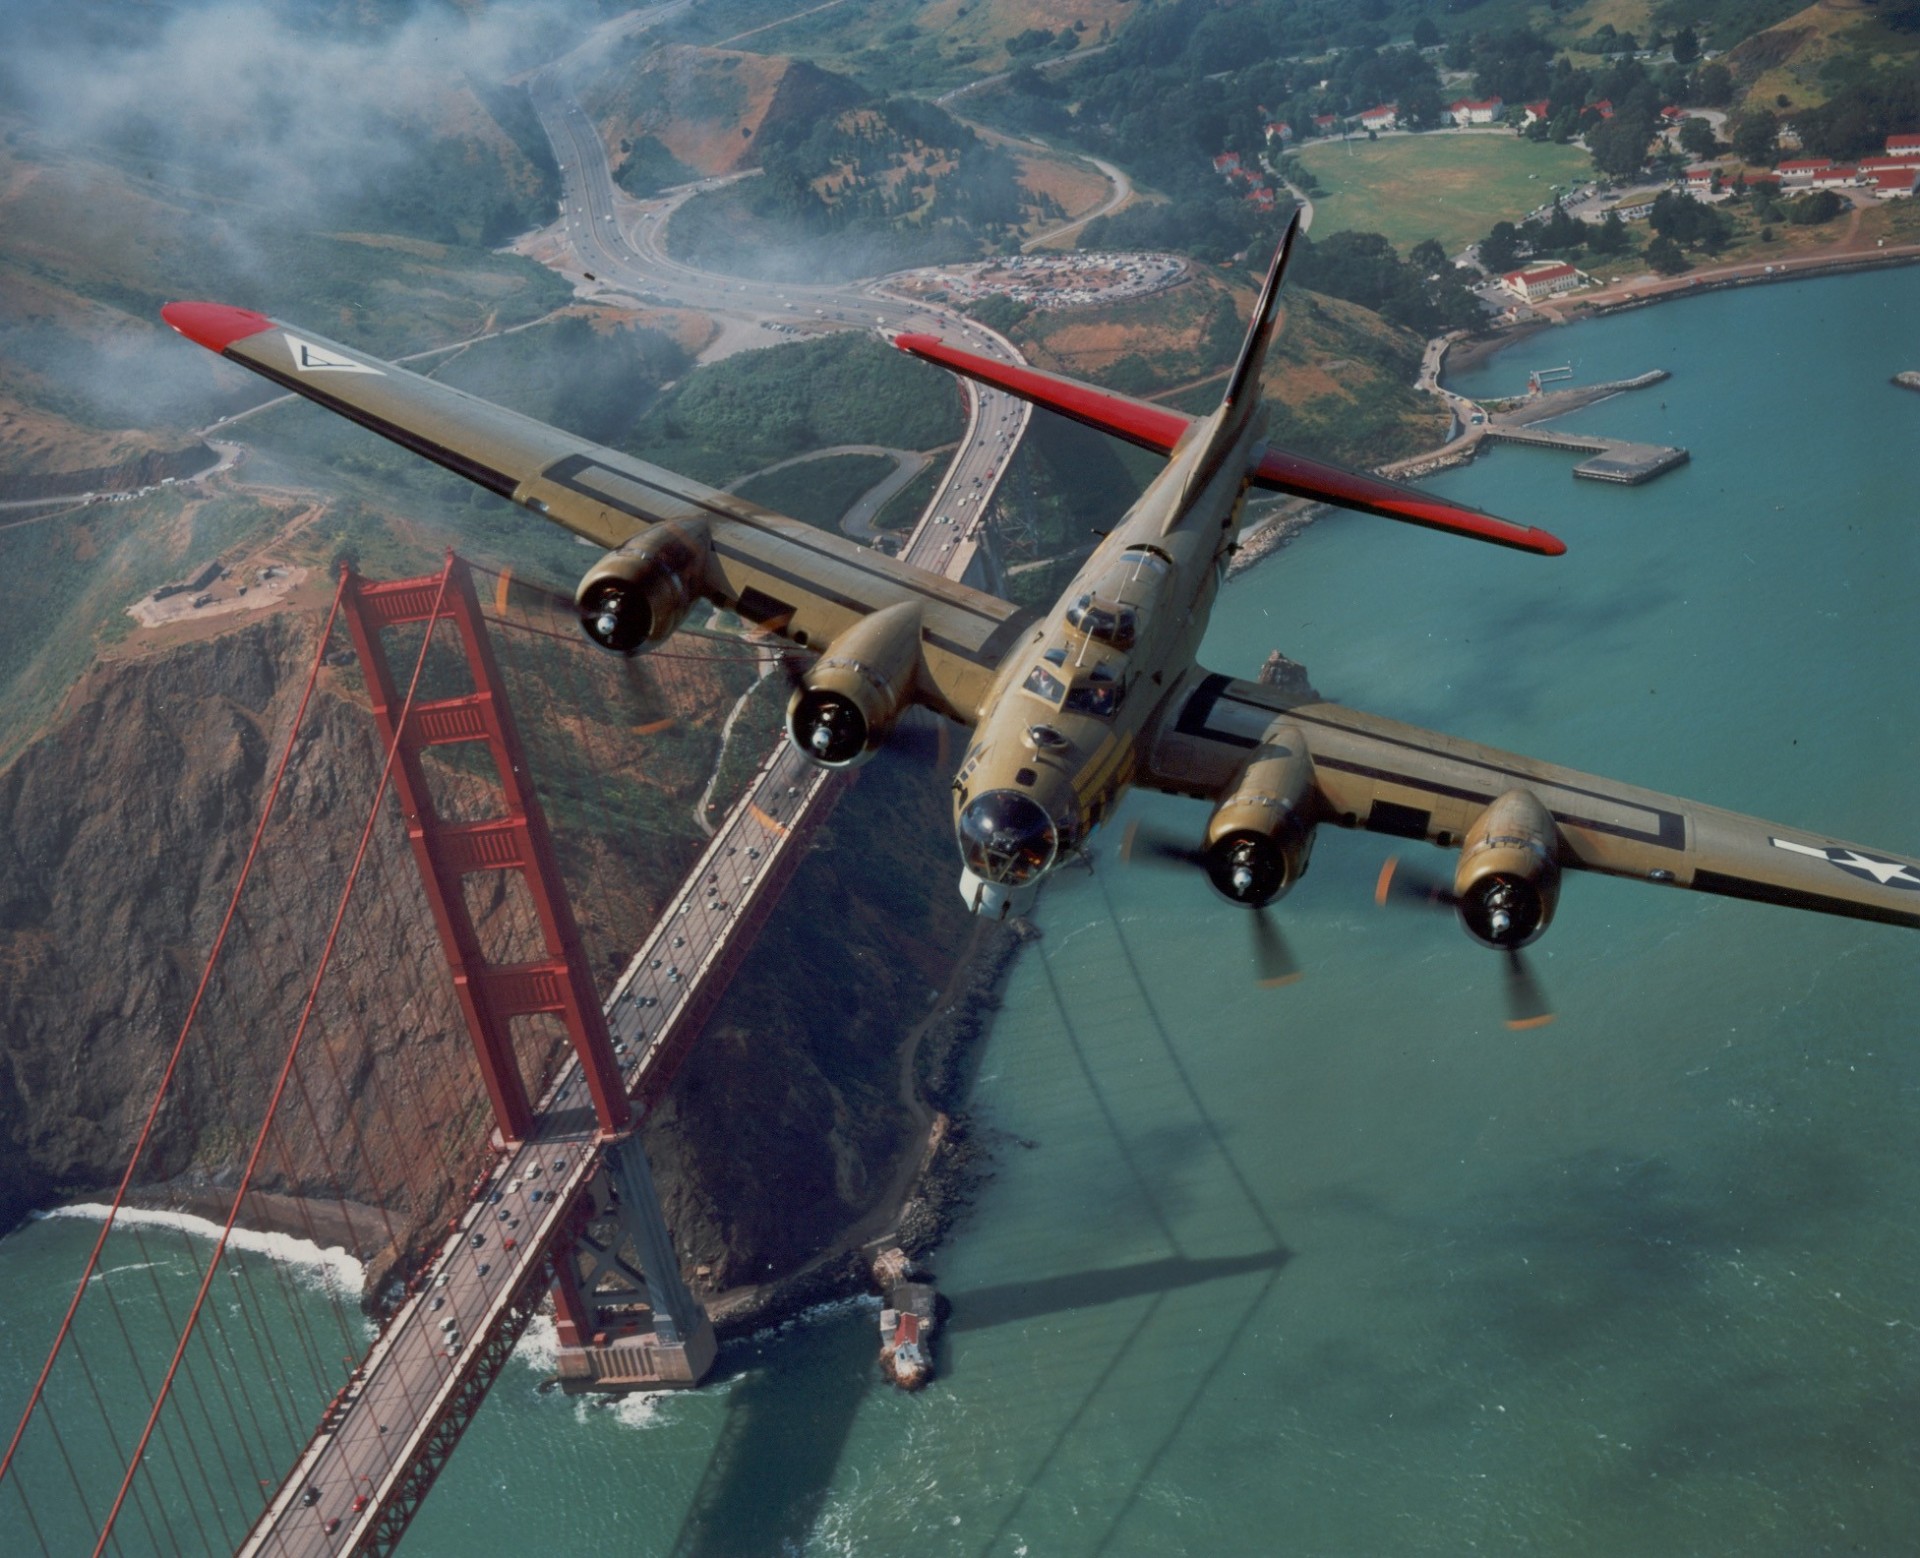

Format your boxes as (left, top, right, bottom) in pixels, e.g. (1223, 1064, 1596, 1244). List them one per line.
(1209, 208, 1302, 450)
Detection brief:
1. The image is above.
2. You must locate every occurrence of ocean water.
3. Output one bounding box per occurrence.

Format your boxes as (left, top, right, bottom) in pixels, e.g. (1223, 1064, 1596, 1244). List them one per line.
(4, 266, 1918, 1554)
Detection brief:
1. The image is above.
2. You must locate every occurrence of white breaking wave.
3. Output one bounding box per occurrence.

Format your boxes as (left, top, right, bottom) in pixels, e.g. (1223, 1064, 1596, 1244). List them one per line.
(38, 1204, 364, 1296)
(513, 1310, 561, 1372)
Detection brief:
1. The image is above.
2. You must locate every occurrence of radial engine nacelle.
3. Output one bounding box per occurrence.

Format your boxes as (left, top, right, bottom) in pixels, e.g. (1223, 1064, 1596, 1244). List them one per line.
(1453, 787, 1561, 949)
(575, 520, 711, 653)
(1202, 730, 1316, 907)
(787, 601, 923, 767)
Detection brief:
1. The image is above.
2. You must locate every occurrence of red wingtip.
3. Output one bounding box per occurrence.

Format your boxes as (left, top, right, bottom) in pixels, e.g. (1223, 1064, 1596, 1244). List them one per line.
(161, 302, 275, 353)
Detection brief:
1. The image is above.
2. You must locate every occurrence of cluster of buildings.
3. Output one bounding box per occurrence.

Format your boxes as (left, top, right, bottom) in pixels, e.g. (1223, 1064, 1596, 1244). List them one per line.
(1209, 150, 1281, 210)
(1685, 134, 1920, 201)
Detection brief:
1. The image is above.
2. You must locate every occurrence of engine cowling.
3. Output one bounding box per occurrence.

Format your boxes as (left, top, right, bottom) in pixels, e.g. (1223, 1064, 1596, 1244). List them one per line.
(1453, 788, 1561, 949)
(574, 521, 710, 653)
(787, 601, 923, 767)
(1202, 731, 1316, 907)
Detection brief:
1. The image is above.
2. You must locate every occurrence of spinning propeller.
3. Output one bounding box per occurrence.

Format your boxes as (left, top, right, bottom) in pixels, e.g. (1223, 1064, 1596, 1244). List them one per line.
(1120, 820, 1303, 987)
(1374, 857, 1554, 1030)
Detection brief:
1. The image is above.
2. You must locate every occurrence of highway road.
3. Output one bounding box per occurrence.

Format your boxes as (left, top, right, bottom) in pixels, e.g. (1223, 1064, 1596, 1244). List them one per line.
(526, 70, 1033, 587)
(243, 58, 1051, 1558)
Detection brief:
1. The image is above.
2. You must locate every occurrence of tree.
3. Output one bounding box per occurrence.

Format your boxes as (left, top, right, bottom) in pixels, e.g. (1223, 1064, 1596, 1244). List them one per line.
(1787, 189, 1845, 225)
(1730, 107, 1779, 166)
(1671, 26, 1700, 66)
(1412, 16, 1441, 48)
(1480, 220, 1522, 272)
(1693, 62, 1733, 107)
(1588, 111, 1656, 177)
(1402, 82, 1446, 128)
(1678, 116, 1717, 159)
(1589, 209, 1630, 254)
(1646, 234, 1690, 273)
(1410, 237, 1449, 274)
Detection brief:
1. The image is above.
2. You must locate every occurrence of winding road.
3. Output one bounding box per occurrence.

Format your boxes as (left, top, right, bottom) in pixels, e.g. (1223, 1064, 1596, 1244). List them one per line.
(526, 69, 1037, 589)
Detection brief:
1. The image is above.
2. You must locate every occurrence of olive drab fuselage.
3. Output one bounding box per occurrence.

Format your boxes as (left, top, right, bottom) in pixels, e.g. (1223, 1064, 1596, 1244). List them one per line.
(952, 404, 1260, 917)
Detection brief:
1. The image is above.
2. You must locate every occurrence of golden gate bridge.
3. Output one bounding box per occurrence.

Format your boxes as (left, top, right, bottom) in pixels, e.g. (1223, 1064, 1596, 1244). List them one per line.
(0, 552, 862, 1554)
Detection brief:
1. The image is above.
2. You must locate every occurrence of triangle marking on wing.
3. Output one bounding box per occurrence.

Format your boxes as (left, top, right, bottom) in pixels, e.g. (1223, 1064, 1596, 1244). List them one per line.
(284, 334, 383, 375)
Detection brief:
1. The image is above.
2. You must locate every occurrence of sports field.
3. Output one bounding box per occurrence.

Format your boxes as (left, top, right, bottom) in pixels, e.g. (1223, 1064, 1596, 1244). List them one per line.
(1293, 132, 1592, 257)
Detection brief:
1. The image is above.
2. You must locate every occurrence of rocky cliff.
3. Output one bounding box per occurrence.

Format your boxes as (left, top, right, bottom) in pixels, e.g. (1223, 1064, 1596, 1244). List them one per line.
(0, 606, 975, 1301)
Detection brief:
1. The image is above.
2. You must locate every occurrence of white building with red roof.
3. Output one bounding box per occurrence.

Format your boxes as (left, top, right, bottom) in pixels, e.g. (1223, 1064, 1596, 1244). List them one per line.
(1357, 103, 1398, 131)
(1523, 100, 1551, 125)
(1501, 261, 1583, 302)
(1886, 133, 1920, 156)
(1446, 96, 1503, 126)
(1866, 166, 1918, 198)
(1777, 158, 1831, 180)
(1811, 165, 1858, 188)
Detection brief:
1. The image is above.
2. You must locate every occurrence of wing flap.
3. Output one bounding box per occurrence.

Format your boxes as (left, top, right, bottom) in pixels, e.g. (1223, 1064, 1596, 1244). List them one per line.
(163, 304, 1033, 722)
(1146, 672, 1920, 931)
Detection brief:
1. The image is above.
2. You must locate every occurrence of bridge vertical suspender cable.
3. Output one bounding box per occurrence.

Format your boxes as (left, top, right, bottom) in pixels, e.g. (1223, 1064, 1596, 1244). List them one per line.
(84, 558, 455, 1558)
(0, 571, 350, 1505)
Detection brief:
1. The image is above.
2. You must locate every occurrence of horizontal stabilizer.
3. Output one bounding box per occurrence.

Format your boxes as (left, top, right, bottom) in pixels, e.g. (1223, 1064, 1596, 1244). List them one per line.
(892, 334, 1190, 456)
(1252, 448, 1567, 556)
(896, 331, 1565, 558)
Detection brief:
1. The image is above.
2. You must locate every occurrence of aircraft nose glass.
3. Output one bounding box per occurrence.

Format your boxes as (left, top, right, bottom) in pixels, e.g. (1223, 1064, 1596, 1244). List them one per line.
(957, 790, 1058, 886)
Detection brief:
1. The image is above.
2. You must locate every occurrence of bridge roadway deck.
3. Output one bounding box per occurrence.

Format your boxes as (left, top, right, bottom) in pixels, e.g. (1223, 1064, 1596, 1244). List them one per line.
(240, 316, 1027, 1558)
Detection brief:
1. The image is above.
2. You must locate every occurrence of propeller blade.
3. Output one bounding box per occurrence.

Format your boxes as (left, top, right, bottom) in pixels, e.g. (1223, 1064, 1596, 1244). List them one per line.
(1252, 907, 1302, 988)
(1502, 951, 1555, 1031)
(1374, 855, 1455, 910)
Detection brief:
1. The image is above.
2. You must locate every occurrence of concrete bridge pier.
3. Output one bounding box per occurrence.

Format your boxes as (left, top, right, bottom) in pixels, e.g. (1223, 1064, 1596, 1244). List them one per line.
(550, 1138, 718, 1391)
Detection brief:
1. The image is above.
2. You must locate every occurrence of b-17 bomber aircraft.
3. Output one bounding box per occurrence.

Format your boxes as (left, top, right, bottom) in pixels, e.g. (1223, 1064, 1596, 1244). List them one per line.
(162, 218, 1920, 1025)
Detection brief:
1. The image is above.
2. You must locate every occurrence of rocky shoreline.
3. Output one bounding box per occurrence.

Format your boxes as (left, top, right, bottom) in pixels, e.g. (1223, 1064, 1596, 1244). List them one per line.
(705, 914, 1041, 1342)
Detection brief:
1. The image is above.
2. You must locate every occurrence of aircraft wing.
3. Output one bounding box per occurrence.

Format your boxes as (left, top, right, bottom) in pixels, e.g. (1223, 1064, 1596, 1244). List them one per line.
(161, 303, 1035, 723)
(1143, 670, 1920, 931)
(893, 333, 1565, 557)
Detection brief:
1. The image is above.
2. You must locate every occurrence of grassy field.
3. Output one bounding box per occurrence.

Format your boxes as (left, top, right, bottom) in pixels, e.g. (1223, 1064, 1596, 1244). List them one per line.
(1294, 133, 1594, 257)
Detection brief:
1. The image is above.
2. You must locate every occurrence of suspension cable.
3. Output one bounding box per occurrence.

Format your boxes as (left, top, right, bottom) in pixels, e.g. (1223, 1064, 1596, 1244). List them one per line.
(86, 561, 453, 1557)
(0, 572, 349, 1497)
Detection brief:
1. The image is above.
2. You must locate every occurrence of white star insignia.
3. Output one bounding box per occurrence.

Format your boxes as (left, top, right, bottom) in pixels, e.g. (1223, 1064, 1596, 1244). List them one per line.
(1771, 837, 1920, 890)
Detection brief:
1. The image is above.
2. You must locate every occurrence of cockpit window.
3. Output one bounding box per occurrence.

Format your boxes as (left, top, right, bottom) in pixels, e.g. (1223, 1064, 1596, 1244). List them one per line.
(1022, 664, 1066, 704)
(1065, 594, 1137, 651)
(1063, 676, 1122, 717)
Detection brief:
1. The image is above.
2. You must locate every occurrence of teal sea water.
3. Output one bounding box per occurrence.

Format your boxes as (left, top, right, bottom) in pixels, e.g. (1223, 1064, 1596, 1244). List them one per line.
(5, 267, 1919, 1554)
